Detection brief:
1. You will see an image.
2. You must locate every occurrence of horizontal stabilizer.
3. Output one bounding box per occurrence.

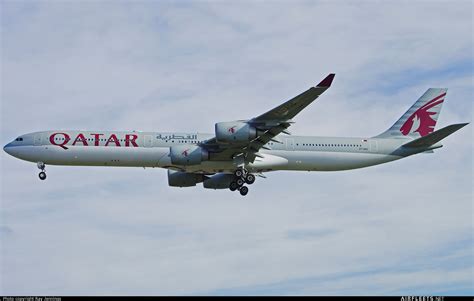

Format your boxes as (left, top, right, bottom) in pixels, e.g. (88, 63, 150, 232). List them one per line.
(403, 123, 469, 148)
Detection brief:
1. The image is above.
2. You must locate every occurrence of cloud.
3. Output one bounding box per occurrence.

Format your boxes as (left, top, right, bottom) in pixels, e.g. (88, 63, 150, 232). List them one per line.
(1, 0, 473, 296)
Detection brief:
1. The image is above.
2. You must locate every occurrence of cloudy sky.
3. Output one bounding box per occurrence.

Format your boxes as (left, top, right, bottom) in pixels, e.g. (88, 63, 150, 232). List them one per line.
(1, 0, 473, 296)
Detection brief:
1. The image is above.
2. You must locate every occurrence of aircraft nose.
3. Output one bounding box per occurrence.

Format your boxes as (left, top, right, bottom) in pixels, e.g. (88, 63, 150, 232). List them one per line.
(3, 143, 13, 155)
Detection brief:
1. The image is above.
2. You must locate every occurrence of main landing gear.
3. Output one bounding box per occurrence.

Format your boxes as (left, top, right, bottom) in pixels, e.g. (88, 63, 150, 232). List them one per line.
(37, 162, 47, 180)
(229, 167, 255, 196)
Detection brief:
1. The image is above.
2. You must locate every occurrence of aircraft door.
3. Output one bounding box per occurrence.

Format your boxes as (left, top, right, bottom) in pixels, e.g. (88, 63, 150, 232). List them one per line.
(286, 138, 295, 151)
(34, 134, 42, 146)
(144, 135, 153, 147)
(370, 140, 378, 153)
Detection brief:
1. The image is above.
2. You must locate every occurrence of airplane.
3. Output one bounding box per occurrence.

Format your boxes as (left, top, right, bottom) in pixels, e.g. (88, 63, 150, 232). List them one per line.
(3, 74, 469, 196)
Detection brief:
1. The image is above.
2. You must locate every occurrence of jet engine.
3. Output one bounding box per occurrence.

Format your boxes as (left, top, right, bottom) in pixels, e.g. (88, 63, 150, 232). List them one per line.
(169, 145, 208, 166)
(215, 121, 257, 143)
(203, 173, 235, 189)
(168, 170, 205, 187)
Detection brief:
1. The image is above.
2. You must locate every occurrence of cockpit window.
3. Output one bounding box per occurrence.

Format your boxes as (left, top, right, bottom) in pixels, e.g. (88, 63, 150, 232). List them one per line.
(15, 137, 23, 141)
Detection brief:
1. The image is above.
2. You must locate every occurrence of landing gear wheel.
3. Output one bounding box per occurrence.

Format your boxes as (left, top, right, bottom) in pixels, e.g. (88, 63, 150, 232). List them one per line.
(236, 178, 245, 187)
(234, 169, 244, 178)
(39, 172, 47, 180)
(239, 186, 249, 196)
(245, 174, 255, 185)
(229, 181, 238, 191)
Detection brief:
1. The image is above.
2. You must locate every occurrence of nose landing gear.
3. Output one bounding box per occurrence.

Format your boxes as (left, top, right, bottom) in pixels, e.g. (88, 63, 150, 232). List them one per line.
(229, 167, 255, 196)
(37, 162, 47, 180)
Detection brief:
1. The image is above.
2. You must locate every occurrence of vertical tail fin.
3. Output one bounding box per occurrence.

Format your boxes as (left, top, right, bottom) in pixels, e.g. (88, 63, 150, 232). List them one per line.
(377, 88, 447, 138)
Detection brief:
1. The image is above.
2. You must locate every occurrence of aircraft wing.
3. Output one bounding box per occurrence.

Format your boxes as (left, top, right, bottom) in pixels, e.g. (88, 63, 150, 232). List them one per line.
(201, 74, 335, 162)
(252, 73, 335, 122)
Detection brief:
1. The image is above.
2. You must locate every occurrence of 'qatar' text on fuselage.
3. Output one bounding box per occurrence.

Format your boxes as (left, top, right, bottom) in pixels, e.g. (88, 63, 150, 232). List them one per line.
(49, 132, 139, 149)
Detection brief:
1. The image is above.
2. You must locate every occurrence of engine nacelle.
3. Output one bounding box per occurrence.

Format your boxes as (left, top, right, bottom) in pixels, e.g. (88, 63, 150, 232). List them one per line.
(215, 121, 257, 143)
(168, 170, 205, 187)
(170, 145, 208, 166)
(203, 173, 235, 189)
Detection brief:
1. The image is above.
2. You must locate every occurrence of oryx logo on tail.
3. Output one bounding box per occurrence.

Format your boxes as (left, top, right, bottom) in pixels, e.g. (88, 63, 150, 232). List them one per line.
(377, 88, 447, 139)
(400, 92, 445, 137)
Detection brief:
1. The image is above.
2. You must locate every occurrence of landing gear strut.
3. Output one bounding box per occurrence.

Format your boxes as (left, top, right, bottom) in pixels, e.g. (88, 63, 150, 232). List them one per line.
(229, 167, 255, 196)
(37, 162, 47, 180)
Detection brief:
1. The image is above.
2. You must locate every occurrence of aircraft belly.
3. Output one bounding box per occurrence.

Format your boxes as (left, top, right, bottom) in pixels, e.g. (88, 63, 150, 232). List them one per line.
(16, 146, 169, 167)
(267, 150, 401, 171)
(11, 146, 401, 173)
(248, 153, 289, 171)
(185, 153, 290, 174)
(174, 161, 235, 173)
(171, 151, 401, 173)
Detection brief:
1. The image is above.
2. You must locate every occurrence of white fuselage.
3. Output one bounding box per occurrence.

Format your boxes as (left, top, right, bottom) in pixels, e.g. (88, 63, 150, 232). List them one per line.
(3, 130, 427, 174)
